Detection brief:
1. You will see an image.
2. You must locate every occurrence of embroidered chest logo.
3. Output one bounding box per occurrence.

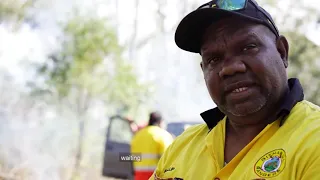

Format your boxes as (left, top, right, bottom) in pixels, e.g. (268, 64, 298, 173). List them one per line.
(254, 149, 286, 178)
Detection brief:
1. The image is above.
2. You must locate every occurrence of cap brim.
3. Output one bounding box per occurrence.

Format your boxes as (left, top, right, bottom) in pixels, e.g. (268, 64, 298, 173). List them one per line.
(174, 8, 262, 53)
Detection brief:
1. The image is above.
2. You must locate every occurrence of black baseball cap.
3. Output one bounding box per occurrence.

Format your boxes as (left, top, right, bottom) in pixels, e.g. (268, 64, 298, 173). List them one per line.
(174, 0, 279, 53)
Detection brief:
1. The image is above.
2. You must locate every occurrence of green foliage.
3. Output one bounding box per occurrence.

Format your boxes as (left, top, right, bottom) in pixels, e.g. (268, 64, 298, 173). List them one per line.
(107, 60, 152, 109)
(33, 14, 150, 111)
(285, 31, 320, 104)
(285, 31, 320, 71)
(0, 0, 35, 28)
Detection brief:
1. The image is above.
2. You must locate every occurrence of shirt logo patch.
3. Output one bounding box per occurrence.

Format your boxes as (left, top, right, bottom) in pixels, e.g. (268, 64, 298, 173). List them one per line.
(254, 149, 286, 178)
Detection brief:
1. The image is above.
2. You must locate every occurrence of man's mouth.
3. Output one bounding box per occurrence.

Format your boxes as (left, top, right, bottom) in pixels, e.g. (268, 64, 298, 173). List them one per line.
(224, 81, 255, 94)
(232, 87, 249, 93)
(224, 81, 258, 102)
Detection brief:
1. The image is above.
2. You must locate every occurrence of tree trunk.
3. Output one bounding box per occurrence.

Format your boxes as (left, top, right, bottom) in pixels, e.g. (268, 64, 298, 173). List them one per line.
(69, 88, 90, 180)
(70, 116, 85, 180)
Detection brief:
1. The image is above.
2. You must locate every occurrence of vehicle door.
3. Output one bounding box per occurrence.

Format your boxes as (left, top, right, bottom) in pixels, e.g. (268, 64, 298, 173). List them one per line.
(102, 115, 134, 179)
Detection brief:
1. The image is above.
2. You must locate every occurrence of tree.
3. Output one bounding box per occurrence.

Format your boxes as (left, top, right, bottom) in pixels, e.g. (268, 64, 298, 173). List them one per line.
(28, 12, 151, 179)
(284, 31, 320, 104)
(0, 0, 37, 29)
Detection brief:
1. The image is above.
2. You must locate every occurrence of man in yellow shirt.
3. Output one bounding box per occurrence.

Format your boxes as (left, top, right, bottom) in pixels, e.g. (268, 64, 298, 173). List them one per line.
(131, 111, 173, 180)
(150, 0, 320, 179)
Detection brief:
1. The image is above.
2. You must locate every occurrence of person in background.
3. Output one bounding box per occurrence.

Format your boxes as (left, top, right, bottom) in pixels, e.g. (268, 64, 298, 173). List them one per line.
(131, 111, 173, 180)
(125, 117, 146, 133)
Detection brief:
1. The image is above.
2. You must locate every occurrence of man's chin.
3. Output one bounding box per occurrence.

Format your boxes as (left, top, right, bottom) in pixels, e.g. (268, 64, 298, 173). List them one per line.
(224, 100, 267, 117)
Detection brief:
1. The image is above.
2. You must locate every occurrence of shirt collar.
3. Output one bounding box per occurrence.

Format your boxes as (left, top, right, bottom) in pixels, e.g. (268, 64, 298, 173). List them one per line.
(200, 78, 304, 130)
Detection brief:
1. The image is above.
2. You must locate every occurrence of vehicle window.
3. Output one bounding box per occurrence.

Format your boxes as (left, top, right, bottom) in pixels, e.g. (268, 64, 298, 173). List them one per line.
(108, 117, 133, 144)
(166, 123, 185, 137)
(166, 122, 200, 137)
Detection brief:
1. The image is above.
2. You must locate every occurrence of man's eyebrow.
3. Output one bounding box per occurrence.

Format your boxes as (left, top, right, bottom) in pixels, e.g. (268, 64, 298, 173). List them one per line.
(201, 33, 260, 54)
(232, 32, 261, 44)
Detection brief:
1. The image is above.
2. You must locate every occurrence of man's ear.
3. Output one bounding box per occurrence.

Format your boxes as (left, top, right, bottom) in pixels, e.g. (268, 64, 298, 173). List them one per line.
(199, 52, 204, 71)
(200, 61, 204, 71)
(276, 35, 289, 68)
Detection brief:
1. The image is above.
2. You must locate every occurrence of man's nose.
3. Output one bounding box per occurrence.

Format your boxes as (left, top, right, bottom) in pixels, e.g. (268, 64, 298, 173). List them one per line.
(218, 57, 246, 78)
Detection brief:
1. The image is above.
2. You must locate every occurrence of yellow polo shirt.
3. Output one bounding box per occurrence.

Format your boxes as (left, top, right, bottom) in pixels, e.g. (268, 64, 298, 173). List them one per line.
(149, 100, 320, 180)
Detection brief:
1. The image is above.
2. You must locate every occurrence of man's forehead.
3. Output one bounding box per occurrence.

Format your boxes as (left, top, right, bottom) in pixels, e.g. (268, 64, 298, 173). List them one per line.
(203, 20, 266, 40)
(200, 22, 269, 54)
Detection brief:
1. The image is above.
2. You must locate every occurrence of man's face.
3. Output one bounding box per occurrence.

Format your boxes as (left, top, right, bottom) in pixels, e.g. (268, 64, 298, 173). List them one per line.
(200, 17, 289, 117)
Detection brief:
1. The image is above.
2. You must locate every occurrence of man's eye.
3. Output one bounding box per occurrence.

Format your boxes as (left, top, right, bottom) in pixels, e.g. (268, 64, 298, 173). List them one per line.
(208, 57, 221, 63)
(243, 43, 257, 51)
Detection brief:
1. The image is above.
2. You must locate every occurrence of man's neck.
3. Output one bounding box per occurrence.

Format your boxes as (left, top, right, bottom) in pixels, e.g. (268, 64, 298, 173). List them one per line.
(226, 117, 269, 140)
(226, 101, 279, 138)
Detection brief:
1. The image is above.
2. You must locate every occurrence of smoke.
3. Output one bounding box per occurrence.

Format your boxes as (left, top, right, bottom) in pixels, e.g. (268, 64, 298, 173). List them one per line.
(0, 74, 77, 180)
